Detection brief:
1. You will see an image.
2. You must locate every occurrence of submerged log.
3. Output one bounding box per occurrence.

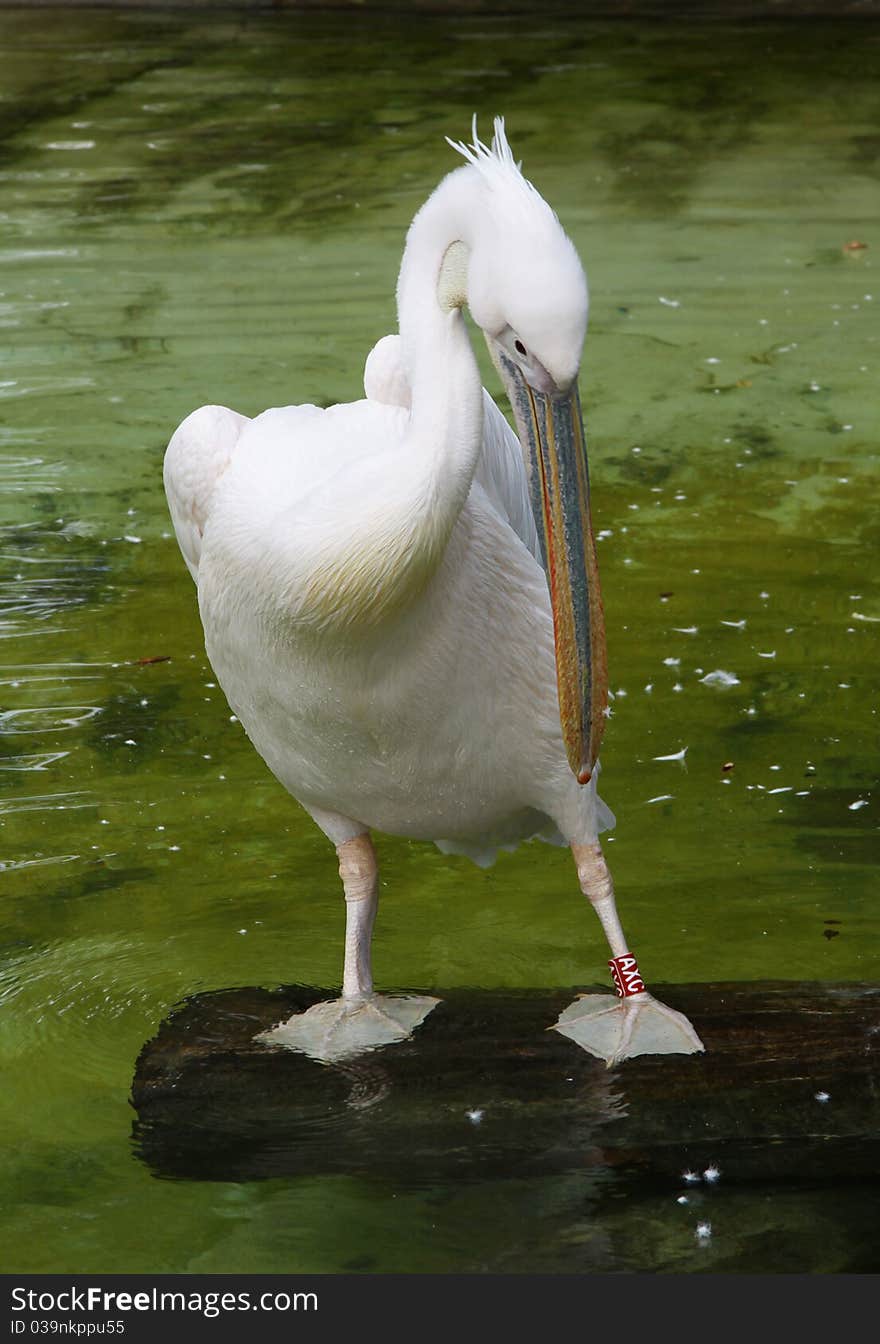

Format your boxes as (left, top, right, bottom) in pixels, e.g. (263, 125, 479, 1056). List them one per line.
(131, 981, 880, 1186)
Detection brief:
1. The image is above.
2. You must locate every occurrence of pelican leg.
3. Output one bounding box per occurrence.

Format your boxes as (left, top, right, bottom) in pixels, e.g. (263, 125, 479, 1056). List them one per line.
(257, 833, 438, 1062)
(339, 833, 379, 999)
(551, 842, 705, 1066)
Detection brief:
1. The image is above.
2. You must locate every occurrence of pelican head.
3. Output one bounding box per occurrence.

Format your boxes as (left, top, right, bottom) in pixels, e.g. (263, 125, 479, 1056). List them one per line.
(449, 119, 607, 783)
(451, 125, 588, 395)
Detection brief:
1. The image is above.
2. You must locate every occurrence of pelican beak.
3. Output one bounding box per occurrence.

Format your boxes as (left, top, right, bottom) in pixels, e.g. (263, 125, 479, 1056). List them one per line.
(491, 344, 608, 784)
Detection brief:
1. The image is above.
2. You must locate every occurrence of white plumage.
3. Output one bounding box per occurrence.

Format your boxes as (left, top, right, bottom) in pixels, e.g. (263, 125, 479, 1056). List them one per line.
(164, 120, 703, 1065)
(166, 346, 611, 865)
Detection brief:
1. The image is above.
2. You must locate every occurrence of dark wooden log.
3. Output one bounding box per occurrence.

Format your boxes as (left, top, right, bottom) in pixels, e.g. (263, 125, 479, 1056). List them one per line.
(131, 981, 880, 1187)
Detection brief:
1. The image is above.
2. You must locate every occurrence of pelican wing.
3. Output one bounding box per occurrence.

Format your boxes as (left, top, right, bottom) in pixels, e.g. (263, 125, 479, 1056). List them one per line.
(476, 390, 541, 566)
(164, 404, 250, 581)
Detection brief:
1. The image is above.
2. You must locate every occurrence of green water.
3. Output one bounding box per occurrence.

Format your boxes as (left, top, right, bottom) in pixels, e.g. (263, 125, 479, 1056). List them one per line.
(0, 9, 878, 1273)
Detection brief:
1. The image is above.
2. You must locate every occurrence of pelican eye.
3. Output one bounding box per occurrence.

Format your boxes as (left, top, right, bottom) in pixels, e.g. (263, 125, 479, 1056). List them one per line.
(497, 326, 534, 370)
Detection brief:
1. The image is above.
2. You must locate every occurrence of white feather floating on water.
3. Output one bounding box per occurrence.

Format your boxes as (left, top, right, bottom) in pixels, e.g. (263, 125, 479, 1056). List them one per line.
(653, 747, 688, 763)
(699, 670, 740, 688)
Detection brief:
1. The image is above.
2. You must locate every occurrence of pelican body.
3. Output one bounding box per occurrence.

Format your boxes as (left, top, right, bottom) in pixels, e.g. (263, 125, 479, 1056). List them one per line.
(164, 122, 703, 1065)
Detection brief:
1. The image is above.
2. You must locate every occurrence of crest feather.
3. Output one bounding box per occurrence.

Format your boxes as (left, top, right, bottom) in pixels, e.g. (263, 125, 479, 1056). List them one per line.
(445, 116, 555, 228)
(446, 117, 530, 190)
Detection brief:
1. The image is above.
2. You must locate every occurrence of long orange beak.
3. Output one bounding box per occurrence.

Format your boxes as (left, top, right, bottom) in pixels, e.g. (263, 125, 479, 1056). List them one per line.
(493, 347, 608, 784)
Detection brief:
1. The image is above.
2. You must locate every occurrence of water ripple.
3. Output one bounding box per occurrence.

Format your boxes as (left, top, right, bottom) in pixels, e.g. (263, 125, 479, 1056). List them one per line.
(0, 751, 70, 772)
(0, 935, 184, 1088)
(0, 790, 95, 816)
(0, 705, 102, 733)
(0, 456, 65, 492)
(0, 853, 80, 873)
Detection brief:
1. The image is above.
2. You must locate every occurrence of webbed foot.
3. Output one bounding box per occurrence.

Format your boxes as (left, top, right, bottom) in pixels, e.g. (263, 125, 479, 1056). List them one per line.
(256, 993, 440, 1063)
(552, 990, 704, 1067)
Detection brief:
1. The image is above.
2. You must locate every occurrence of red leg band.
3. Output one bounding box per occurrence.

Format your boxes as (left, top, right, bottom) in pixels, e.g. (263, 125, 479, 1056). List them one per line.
(609, 953, 645, 998)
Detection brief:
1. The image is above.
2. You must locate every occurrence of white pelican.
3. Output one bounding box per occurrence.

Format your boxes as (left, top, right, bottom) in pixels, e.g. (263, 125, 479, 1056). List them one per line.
(164, 120, 703, 1066)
